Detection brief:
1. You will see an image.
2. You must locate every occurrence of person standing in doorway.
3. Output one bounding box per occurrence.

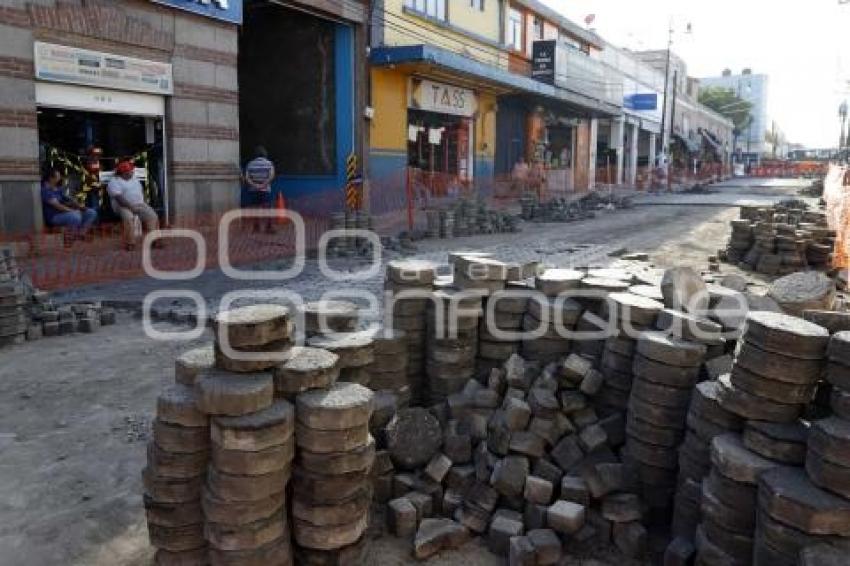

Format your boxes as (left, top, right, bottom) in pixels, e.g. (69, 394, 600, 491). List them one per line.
(243, 146, 276, 233)
(41, 168, 98, 242)
(107, 160, 160, 250)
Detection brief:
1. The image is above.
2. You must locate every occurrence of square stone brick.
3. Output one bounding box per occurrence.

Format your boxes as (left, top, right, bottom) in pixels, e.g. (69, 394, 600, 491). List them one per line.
(527, 528, 562, 565)
(508, 535, 536, 566)
(550, 435, 584, 472)
(532, 458, 563, 487)
(613, 521, 647, 558)
(389, 497, 418, 537)
(547, 500, 585, 534)
(523, 475, 554, 505)
(578, 424, 609, 452)
(490, 456, 529, 499)
(503, 396, 532, 431)
(488, 509, 524, 556)
(559, 475, 590, 507)
(425, 453, 453, 484)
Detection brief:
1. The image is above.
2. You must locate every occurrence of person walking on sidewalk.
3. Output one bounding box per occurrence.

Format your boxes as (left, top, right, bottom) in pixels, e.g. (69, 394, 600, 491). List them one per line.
(41, 168, 98, 242)
(243, 146, 276, 233)
(107, 160, 160, 250)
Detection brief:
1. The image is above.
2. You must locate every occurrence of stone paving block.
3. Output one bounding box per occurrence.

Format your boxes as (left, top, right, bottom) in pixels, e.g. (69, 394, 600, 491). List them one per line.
(491, 456, 529, 499)
(532, 458, 563, 487)
(443, 432, 472, 464)
(527, 528, 561, 565)
(547, 500, 585, 534)
(413, 518, 470, 559)
(523, 502, 547, 531)
(523, 475, 553, 506)
(579, 368, 605, 395)
(406, 491, 434, 522)
(745, 311, 829, 360)
(502, 396, 532, 431)
(508, 535, 536, 566)
(613, 521, 648, 558)
(601, 492, 642, 523)
(559, 390, 587, 414)
(550, 435, 584, 472)
(743, 419, 808, 465)
(716, 373, 801, 423)
(578, 423, 608, 453)
(509, 431, 546, 459)
(488, 509, 524, 556)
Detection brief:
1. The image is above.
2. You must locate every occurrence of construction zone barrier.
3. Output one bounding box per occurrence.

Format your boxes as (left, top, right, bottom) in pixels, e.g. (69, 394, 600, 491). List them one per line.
(824, 164, 850, 269)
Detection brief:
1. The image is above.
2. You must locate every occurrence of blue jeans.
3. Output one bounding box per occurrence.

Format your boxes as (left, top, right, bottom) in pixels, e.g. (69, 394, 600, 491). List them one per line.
(49, 208, 98, 233)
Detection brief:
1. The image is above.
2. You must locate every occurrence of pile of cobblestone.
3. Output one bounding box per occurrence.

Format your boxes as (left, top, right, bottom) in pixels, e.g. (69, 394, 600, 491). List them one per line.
(425, 199, 521, 239)
(721, 202, 835, 274)
(519, 192, 633, 223)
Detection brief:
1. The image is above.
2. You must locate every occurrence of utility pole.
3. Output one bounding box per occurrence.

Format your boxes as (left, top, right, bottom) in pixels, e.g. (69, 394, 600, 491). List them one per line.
(659, 21, 674, 156)
(668, 69, 678, 191)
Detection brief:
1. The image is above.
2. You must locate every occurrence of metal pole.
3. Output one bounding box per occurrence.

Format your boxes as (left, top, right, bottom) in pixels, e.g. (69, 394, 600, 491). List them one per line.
(668, 70, 678, 191)
(659, 23, 673, 154)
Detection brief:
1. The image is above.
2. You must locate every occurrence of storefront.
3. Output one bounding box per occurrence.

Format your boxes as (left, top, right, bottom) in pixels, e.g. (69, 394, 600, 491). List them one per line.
(34, 42, 171, 224)
(406, 78, 477, 199)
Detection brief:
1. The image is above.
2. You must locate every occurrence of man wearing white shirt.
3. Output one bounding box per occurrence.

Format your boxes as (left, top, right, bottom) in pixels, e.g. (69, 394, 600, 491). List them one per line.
(107, 160, 160, 250)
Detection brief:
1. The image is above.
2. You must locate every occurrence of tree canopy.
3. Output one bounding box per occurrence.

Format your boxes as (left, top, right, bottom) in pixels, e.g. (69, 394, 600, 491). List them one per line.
(698, 87, 754, 133)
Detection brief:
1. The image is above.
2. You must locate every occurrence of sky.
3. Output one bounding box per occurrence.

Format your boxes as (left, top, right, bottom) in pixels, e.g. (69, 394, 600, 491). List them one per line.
(541, 0, 850, 148)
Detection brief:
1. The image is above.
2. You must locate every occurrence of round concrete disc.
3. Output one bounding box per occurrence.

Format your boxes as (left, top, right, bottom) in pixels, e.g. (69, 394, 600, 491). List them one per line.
(631, 375, 693, 408)
(306, 332, 375, 368)
(292, 514, 367, 551)
(196, 370, 274, 417)
(830, 387, 850, 420)
(526, 295, 582, 327)
(758, 466, 850, 536)
(742, 420, 808, 465)
(716, 374, 802, 423)
(296, 382, 374, 430)
(214, 304, 291, 349)
(625, 413, 684, 447)
(299, 300, 359, 335)
(730, 365, 816, 404)
(291, 468, 371, 504)
(206, 465, 289, 502)
(828, 331, 850, 365)
(371, 328, 408, 355)
(154, 547, 212, 566)
(214, 339, 292, 373)
(733, 340, 823, 385)
(295, 422, 370, 453)
(385, 407, 442, 470)
(157, 384, 209, 428)
(144, 494, 203, 528)
(535, 268, 584, 296)
(700, 480, 755, 535)
(587, 268, 634, 282)
(208, 535, 293, 566)
(273, 347, 339, 396)
(710, 433, 779, 485)
(808, 417, 850, 468)
(632, 354, 701, 388)
(636, 331, 707, 368)
(147, 441, 208, 479)
(212, 437, 294, 476)
(704, 467, 756, 512)
(656, 309, 724, 346)
(805, 449, 850, 499)
(292, 490, 370, 527)
(147, 522, 205, 553)
(743, 311, 829, 360)
(153, 419, 209, 454)
(142, 466, 203, 503)
(386, 259, 437, 285)
(205, 512, 286, 552)
(768, 271, 835, 317)
(624, 436, 679, 469)
(606, 292, 664, 327)
(689, 381, 744, 431)
(298, 435, 376, 475)
(628, 284, 663, 302)
(627, 393, 688, 429)
(201, 486, 285, 526)
(174, 345, 215, 385)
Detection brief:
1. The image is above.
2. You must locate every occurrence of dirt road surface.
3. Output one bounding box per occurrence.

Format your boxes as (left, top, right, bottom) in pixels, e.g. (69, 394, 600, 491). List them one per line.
(0, 181, 810, 565)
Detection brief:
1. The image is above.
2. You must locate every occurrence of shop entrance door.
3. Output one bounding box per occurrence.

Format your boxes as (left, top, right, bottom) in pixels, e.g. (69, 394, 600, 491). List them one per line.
(407, 109, 472, 200)
(35, 82, 167, 224)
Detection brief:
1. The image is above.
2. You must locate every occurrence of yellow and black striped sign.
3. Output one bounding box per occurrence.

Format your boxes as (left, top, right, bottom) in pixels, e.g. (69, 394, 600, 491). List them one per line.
(345, 153, 363, 210)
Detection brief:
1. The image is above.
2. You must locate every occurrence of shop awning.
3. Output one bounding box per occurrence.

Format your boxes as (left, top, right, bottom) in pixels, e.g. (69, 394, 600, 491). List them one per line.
(369, 45, 622, 117)
(673, 133, 701, 154)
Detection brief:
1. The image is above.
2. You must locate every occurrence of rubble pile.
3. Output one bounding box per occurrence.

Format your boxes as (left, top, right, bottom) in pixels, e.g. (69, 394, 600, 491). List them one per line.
(425, 199, 521, 239)
(0, 248, 29, 347)
(721, 202, 835, 275)
(519, 192, 633, 223)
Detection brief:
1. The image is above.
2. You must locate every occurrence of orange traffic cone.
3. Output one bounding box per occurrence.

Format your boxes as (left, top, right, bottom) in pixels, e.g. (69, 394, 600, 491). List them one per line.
(275, 192, 289, 225)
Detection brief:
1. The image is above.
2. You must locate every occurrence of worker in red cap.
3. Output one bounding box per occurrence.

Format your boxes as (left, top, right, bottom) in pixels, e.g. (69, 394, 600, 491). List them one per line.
(107, 160, 160, 250)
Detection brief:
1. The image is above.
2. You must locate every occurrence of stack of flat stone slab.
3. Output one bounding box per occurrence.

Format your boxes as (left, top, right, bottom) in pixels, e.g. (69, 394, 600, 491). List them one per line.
(521, 269, 584, 365)
(718, 311, 828, 424)
(669, 380, 743, 542)
(143, 304, 298, 565)
(292, 382, 374, 563)
(366, 328, 410, 405)
(477, 284, 529, 379)
(426, 288, 482, 405)
(0, 279, 28, 347)
(272, 346, 340, 400)
(307, 330, 374, 387)
(624, 331, 706, 511)
(385, 260, 435, 403)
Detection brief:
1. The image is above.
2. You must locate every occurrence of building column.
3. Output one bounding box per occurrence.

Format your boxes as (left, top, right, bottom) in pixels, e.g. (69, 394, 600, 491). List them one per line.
(588, 118, 598, 190)
(610, 117, 624, 185)
(627, 123, 639, 187)
(648, 133, 657, 170)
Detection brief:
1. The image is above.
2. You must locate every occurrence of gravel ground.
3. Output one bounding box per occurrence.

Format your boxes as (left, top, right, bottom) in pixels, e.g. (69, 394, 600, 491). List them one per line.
(0, 184, 803, 565)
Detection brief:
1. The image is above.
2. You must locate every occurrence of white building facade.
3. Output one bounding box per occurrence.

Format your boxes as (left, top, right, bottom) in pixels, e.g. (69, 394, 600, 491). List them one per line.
(699, 69, 769, 162)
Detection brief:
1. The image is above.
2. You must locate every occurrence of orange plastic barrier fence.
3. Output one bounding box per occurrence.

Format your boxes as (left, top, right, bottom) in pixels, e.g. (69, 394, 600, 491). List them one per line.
(824, 165, 850, 269)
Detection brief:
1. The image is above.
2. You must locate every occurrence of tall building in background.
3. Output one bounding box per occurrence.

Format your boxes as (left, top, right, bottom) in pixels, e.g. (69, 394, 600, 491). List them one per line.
(699, 69, 769, 162)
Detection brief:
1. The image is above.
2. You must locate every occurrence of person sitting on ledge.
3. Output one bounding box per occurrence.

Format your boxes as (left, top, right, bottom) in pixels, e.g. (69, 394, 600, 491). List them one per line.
(40, 168, 98, 242)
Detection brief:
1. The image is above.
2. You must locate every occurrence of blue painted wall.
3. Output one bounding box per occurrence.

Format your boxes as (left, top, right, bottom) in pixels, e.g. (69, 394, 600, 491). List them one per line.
(368, 149, 408, 215)
(243, 23, 354, 214)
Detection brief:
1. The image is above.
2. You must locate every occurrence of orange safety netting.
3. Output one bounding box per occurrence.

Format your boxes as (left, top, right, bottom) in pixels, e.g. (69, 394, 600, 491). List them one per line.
(824, 164, 850, 268)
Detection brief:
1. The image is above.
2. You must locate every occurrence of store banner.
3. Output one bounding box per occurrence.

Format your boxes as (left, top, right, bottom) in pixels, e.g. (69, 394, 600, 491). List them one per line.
(409, 78, 477, 118)
(150, 0, 242, 24)
(34, 42, 173, 96)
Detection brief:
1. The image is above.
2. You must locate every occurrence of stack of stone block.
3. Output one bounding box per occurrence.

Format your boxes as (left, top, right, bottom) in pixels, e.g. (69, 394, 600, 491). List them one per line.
(292, 382, 375, 563)
(0, 279, 28, 347)
(521, 269, 584, 365)
(477, 284, 529, 379)
(299, 300, 358, 338)
(272, 346, 340, 399)
(725, 220, 754, 263)
(385, 260, 435, 403)
(596, 292, 664, 414)
(307, 330, 374, 386)
(200, 305, 295, 565)
(717, 311, 827, 424)
(367, 328, 410, 405)
(426, 288, 482, 405)
(624, 331, 706, 511)
(669, 380, 743, 542)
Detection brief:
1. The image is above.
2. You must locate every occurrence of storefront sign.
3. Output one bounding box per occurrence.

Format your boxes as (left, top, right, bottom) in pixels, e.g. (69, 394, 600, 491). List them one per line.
(624, 93, 658, 111)
(409, 78, 477, 118)
(531, 40, 557, 85)
(34, 42, 173, 96)
(150, 0, 242, 24)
